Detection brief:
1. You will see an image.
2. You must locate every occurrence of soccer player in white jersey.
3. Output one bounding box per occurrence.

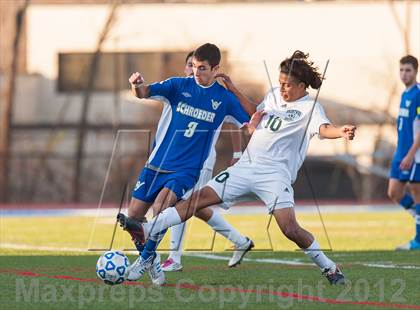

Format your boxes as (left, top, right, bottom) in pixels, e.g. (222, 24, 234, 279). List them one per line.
(161, 51, 254, 272)
(137, 51, 356, 285)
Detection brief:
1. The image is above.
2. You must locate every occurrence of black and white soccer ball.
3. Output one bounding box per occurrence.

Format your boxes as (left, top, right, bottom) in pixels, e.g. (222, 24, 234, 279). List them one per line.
(96, 250, 130, 285)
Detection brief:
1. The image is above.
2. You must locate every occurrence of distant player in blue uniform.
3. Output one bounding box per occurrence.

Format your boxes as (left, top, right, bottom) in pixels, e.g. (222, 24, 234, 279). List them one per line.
(387, 55, 420, 250)
(117, 43, 255, 284)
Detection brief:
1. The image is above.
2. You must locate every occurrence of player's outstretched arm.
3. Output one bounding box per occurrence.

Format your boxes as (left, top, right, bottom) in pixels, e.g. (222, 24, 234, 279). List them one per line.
(319, 124, 356, 140)
(216, 73, 257, 116)
(129, 72, 150, 99)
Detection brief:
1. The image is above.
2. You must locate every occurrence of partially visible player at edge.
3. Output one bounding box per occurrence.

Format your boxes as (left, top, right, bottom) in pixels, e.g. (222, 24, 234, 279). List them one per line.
(117, 43, 256, 285)
(161, 51, 255, 272)
(387, 55, 420, 251)
(134, 50, 357, 285)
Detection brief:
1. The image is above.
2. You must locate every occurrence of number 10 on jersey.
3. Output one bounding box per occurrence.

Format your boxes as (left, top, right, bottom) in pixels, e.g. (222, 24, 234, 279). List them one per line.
(265, 115, 282, 132)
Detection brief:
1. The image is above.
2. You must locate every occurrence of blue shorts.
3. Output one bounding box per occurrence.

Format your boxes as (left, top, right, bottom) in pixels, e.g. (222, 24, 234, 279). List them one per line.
(389, 159, 420, 183)
(132, 167, 197, 203)
(409, 163, 420, 183)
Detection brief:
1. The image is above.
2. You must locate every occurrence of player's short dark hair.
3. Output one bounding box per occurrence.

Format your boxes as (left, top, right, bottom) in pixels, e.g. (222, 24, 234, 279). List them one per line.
(279, 50, 322, 89)
(185, 51, 194, 64)
(400, 55, 418, 71)
(193, 43, 221, 68)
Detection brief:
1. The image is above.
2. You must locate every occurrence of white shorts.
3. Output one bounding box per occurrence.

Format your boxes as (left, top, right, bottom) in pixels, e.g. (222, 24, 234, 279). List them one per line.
(207, 163, 294, 213)
(183, 168, 233, 209)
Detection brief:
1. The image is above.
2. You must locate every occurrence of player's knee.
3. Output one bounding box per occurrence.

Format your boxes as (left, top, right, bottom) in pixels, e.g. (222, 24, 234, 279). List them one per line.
(387, 187, 403, 203)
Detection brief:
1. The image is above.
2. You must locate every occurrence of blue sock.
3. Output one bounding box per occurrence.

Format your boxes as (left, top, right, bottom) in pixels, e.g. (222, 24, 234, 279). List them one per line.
(415, 204, 420, 243)
(399, 194, 414, 209)
(141, 228, 168, 261)
(135, 243, 144, 255)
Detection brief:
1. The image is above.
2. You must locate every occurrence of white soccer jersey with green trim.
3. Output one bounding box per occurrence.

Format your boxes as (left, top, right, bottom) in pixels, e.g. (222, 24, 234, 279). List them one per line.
(238, 88, 330, 184)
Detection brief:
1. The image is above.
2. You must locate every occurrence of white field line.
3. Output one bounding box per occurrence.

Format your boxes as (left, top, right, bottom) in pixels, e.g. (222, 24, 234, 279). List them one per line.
(0, 243, 87, 252)
(2, 243, 420, 271)
(185, 253, 420, 270)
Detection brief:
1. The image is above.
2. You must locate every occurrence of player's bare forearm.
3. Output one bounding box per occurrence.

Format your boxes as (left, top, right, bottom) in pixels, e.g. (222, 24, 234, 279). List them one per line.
(233, 90, 257, 116)
(215, 73, 257, 116)
(319, 124, 356, 140)
(131, 84, 150, 99)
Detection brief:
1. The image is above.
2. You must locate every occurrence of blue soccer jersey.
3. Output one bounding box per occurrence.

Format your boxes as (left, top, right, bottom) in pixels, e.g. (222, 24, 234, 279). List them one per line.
(390, 83, 420, 181)
(146, 76, 249, 177)
(395, 84, 420, 161)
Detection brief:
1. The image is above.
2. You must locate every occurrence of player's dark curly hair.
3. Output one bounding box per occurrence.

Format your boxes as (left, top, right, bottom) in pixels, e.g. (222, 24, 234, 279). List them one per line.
(279, 50, 322, 89)
(193, 43, 221, 68)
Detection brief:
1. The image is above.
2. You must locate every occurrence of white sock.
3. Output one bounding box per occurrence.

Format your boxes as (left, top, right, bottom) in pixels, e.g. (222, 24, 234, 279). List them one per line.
(168, 222, 186, 263)
(207, 210, 247, 247)
(303, 239, 335, 270)
(145, 207, 182, 236)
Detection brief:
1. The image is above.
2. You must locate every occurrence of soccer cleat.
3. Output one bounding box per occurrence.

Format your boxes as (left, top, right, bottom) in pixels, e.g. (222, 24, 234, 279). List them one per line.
(322, 265, 345, 285)
(127, 255, 153, 281)
(148, 253, 166, 285)
(396, 239, 420, 251)
(228, 237, 254, 268)
(161, 258, 183, 272)
(117, 213, 146, 245)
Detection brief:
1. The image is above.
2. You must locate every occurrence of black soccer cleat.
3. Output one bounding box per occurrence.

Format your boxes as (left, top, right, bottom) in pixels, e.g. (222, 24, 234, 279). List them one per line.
(117, 213, 146, 245)
(322, 265, 346, 285)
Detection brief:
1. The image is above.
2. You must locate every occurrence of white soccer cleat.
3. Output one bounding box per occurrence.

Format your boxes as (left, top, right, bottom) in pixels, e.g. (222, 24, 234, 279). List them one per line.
(161, 258, 183, 272)
(148, 253, 166, 286)
(322, 265, 345, 285)
(228, 237, 254, 268)
(127, 255, 153, 281)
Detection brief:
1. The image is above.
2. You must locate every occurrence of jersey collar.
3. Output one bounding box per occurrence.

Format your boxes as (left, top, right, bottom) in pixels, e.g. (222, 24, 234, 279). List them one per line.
(194, 78, 216, 89)
(404, 82, 419, 93)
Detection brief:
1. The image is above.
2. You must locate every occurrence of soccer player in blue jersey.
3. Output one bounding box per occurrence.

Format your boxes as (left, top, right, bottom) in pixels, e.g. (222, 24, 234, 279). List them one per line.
(117, 43, 255, 284)
(387, 55, 420, 250)
(161, 51, 254, 272)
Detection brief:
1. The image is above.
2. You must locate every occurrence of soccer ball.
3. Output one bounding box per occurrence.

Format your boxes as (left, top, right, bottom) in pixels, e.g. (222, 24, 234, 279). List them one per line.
(96, 250, 130, 285)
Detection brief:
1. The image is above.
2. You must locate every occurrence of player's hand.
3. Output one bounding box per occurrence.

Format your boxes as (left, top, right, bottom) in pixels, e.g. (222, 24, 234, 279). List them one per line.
(250, 110, 266, 126)
(400, 154, 414, 170)
(215, 73, 236, 92)
(129, 72, 144, 86)
(245, 110, 266, 134)
(340, 125, 356, 140)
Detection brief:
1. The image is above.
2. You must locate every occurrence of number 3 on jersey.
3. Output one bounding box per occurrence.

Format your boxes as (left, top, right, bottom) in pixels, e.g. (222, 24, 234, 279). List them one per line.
(184, 121, 198, 138)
